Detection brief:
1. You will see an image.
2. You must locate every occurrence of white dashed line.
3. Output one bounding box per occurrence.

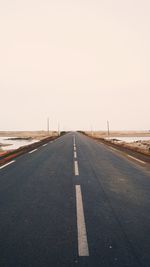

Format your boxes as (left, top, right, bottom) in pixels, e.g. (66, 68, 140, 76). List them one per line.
(76, 185, 89, 256)
(0, 160, 16, 169)
(73, 138, 76, 147)
(29, 149, 38, 154)
(127, 155, 145, 164)
(74, 160, 79, 176)
(111, 147, 117, 151)
(42, 144, 48, 147)
(74, 151, 77, 159)
(109, 147, 146, 164)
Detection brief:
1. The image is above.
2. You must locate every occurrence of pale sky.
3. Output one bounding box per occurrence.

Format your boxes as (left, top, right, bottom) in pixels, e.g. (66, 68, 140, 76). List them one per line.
(0, 0, 150, 131)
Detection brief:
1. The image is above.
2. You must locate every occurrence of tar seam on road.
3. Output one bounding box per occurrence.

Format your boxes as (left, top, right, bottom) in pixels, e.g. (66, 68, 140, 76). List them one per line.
(127, 155, 145, 164)
(76, 185, 89, 256)
(0, 160, 15, 169)
(29, 149, 38, 154)
(74, 160, 79, 176)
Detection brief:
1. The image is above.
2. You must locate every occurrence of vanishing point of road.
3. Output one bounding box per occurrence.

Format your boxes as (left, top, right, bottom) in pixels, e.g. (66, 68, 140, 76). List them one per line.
(0, 132, 150, 267)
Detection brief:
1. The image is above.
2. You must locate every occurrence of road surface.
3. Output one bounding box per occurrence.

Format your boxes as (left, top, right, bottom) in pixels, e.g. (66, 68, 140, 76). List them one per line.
(0, 132, 150, 267)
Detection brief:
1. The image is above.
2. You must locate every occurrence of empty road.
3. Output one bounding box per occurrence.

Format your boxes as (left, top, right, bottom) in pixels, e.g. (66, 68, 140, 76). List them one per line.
(0, 132, 150, 267)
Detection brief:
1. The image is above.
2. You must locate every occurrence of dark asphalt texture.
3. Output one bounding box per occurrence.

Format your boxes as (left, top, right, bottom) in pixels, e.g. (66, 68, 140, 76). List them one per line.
(0, 132, 150, 267)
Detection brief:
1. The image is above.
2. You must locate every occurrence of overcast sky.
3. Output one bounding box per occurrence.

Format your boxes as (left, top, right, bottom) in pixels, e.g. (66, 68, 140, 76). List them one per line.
(0, 0, 150, 131)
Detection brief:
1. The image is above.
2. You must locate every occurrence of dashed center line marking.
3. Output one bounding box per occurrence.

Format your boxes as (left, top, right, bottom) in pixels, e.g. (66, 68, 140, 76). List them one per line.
(74, 151, 77, 159)
(29, 149, 38, 154)
(0, 160, 15, 169)
(76, 185, 89, 257)
(73, 136, 76, 144)
(127, 155, 145, 164)
(74, 160, 79, 176)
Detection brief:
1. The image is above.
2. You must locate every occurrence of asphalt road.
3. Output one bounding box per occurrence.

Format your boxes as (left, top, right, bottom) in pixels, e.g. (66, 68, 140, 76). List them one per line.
(0, 132, 150, 267)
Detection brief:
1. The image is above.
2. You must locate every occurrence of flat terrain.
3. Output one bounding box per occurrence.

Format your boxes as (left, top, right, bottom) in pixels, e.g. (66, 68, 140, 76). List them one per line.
(0, 131, 57, 155)
(86, 131, 150, 137)
(86, 131, 150, 156)
(0, 132, 150, 267)
(0, 131, 56, 140)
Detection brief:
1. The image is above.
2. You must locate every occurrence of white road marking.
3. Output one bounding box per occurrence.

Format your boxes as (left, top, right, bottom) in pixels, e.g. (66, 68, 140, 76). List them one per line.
(111, 147, 117, 151)
(76, 185, 89, 256)
(73, 137, 76, 146)
(42, 144, 47, 147)
(74, 151, 77, 159)
(74, 160, 79, 176)
(29, 149, 38, 154)
(109, 147, 146, 164)
(128, 155, 145, 164)
(0, 160, 15, 169)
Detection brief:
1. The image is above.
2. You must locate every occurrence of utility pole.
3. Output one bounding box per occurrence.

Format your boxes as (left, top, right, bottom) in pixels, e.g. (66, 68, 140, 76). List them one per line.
(91, 125, 93, 136)
(47, 117, 50, 135)
(107, 120, 110, 136)
(58, 122, 60, 136)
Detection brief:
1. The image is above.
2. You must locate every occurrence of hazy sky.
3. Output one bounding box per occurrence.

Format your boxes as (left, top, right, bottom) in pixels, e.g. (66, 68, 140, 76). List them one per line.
(0, 0, 150, 131)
